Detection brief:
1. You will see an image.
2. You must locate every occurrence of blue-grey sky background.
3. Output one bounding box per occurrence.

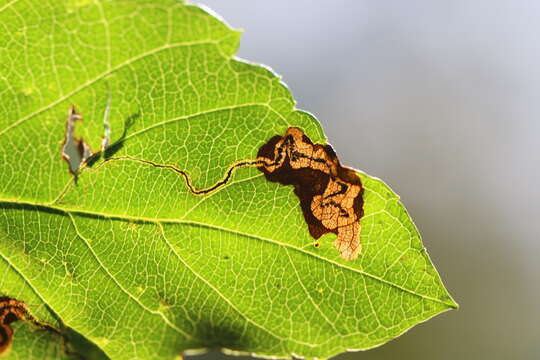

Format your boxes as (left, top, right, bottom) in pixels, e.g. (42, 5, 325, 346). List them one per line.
(192, 1, 540, 359)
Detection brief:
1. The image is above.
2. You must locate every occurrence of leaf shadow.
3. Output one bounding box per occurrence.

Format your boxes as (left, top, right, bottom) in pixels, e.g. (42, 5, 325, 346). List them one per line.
(191, 319, 248, 352)
(1, 203, 255, 357)
(86, 112, 139, 168)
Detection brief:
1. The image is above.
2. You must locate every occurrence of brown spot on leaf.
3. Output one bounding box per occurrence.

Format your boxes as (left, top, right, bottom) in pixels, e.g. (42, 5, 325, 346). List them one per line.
(257, 127, 364, 260)
(0, 297, 29, 354)
(0, 297, 93, 358)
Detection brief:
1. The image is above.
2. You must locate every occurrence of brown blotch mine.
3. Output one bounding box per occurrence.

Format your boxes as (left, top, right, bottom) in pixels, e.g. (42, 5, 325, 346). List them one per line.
(0, 297, 29, 354)
(257, 127, 364, 260)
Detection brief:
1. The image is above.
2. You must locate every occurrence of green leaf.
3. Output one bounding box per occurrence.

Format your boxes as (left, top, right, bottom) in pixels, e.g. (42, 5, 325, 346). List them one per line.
(0, 0, 457, 359)
(1, 323, 108, 360)
(1, 322, 72, 360)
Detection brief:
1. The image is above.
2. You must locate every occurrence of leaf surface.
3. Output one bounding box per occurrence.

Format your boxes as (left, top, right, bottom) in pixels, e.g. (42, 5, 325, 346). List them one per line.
(0, 1, 457, 359)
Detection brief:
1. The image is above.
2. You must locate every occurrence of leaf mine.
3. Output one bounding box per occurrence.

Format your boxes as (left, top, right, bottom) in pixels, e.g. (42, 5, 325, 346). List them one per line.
(0, 0, 457, 357)
(257, 127, 364, 260)
(0, 297, 28, 354)
(0, 297, 87, 357)
(109, 127, 364, 260)
(0, 297, 52, 355)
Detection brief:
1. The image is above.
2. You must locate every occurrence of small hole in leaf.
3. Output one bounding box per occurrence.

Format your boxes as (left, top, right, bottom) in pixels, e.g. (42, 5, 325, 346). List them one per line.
(61, 106, 92, 175)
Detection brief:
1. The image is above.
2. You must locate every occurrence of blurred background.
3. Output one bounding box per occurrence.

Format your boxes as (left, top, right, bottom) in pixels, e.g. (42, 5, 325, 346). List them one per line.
(192, 1, 539, 359)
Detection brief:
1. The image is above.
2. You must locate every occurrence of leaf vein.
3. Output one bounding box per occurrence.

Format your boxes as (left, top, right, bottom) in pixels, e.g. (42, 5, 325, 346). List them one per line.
(156, 223, 321, 348)
(66, 213, 193, 340)
(0, 39, 221, 136)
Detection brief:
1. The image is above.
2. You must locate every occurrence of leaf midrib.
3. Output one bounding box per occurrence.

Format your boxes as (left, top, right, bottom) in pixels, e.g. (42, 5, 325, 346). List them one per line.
(0, 197, 456, 308)
(0, 201, 329, 351)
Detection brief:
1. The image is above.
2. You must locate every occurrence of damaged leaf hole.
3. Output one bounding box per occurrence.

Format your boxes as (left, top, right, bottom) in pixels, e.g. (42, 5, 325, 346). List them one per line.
(61, 103, 138, 176)
(61, 106, 92, 175)
(113, 127, 364, 260)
